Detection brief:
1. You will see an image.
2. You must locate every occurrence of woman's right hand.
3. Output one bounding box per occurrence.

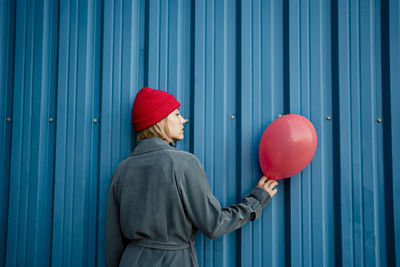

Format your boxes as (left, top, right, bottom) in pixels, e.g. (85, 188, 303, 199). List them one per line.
(256, 176, 278, 198)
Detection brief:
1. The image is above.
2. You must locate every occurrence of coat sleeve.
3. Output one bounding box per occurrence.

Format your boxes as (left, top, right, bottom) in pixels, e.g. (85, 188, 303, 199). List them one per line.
(175, 156, 271, 240)
(106, 175, 128, 267)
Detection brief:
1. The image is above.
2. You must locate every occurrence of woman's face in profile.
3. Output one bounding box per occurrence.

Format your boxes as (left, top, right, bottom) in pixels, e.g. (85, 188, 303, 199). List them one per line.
(166, 108, 188, 140)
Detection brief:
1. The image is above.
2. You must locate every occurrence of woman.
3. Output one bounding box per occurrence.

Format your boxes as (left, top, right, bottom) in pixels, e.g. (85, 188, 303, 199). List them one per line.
(106, 87, 278, 267)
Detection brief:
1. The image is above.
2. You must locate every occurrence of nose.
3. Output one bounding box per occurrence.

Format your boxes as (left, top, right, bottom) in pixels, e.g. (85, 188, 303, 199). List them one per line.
(180, 115, 188, 124)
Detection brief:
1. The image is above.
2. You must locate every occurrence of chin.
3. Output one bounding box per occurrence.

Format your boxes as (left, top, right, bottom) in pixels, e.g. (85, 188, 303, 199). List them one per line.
(175, 134, 184, 141)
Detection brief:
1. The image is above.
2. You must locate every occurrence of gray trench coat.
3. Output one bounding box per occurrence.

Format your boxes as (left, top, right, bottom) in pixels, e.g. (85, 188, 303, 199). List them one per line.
(106, 137, 271, 267)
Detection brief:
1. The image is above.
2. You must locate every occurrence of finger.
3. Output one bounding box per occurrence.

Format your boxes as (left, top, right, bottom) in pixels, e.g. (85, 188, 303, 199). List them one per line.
(265, 179, 274, 187)
(257, 176, 267, 187)
(270, 188, 278, 197)
(265, 182, 277, 192)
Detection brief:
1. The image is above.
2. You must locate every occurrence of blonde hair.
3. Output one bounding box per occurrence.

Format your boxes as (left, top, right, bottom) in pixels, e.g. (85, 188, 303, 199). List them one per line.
(137, 116, 174, 144)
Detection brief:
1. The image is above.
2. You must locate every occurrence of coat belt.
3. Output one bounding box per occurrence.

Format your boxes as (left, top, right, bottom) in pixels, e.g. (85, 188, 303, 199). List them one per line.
(130, 239, 194, 251)
(130, 239, 198, 266)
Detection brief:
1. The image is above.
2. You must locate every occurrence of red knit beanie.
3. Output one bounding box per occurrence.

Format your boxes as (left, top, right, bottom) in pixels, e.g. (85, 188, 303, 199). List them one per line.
(132, 87, 181, 132)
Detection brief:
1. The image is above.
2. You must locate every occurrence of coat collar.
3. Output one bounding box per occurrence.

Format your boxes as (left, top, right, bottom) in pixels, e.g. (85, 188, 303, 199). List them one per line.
(130, 137, 176, 156)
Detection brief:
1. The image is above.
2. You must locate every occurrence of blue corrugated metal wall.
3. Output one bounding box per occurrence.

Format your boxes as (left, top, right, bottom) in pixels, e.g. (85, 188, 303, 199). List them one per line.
(0, 0, 15, 265)
(1, 0, 399, 266)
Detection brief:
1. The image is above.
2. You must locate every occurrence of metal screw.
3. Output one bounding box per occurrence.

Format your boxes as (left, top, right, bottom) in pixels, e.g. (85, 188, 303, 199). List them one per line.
(93, 118, 98, 123)
(377, 118, 382, 123)
(49, 117, 54, 122)
(6, 117, 12, 122)
(230, 114, 235, 120)
(326, 115, 332, 121)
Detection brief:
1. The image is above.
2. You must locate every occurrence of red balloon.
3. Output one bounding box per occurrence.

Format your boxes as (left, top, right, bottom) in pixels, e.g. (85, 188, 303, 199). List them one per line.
(258, 114, 317, 180)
